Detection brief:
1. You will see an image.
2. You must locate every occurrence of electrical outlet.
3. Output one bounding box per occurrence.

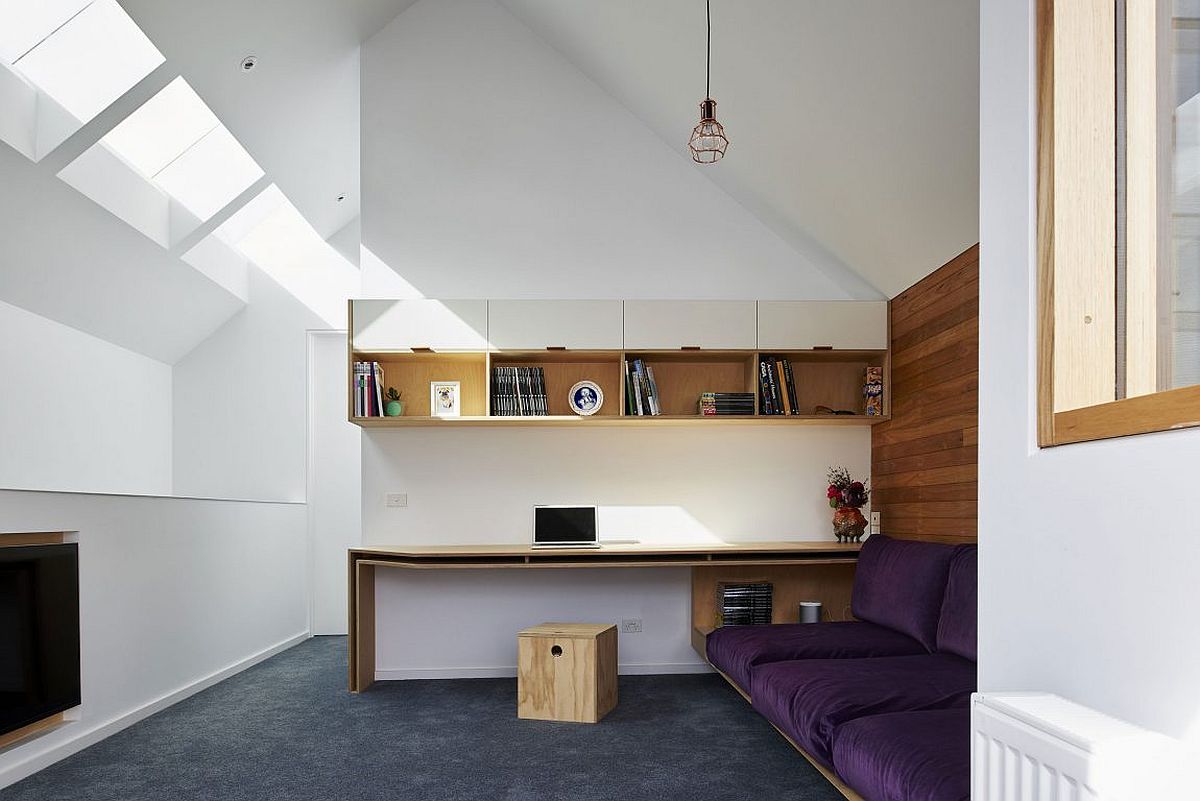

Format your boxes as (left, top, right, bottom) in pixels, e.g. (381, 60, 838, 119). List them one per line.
(621, 618, 642, 634)
(870, 511, 881, 534)
(385, 493, 408, 508)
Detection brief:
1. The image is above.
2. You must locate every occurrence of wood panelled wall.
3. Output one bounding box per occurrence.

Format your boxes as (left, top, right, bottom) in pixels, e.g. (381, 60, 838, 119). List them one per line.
(871, 245, 978, 543)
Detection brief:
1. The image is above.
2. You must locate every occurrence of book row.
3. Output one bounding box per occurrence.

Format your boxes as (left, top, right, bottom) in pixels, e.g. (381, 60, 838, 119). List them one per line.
(624, 358, 662, 416)
(698, 392, 756, 416)
(491, 366, 548, 416)
(717, 582, 774, 626)
(353, 361, 385, 417)
(758, 356, 800, 415)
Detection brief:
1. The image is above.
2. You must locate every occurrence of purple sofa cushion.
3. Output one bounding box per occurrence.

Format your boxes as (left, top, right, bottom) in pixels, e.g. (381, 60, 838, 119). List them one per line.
(750, 654, 976, 768)
(832, 709, 970, 801)
(706, 622, 928, 695)
(852, 535, 956, 650)
(936, 545, 978, 661)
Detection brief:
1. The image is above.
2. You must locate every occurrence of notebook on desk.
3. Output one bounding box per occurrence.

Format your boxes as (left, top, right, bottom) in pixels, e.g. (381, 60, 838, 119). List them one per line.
(532, 506, 600, 548)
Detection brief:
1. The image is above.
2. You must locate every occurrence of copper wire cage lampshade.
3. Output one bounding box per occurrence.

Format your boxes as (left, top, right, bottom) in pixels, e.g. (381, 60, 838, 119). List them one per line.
(687, 1, 729, 164)
(688, 98, 729, 164)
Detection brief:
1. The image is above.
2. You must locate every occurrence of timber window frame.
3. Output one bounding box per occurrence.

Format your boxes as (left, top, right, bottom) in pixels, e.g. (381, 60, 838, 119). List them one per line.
(1038, 0, 1200, 446)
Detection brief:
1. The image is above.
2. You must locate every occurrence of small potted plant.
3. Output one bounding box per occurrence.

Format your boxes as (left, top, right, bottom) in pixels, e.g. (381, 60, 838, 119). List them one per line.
(827, 466, 869, 542)
(384, 387, 404, 417)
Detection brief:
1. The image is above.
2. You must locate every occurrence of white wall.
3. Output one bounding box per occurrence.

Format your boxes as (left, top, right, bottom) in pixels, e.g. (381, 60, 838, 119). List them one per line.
(0, 489, 308, 789)
(172, 267, 328, 502)
(979, 0, 1200, 743)
(363, 426, 869, 676)
(362, 427, 869, 547)
(360, 0, 854, 301)
(0, 299, 172, 496)
(357, 0, 878, 677)
(375, 568, 701, 678)
(307, 332, 361, 635)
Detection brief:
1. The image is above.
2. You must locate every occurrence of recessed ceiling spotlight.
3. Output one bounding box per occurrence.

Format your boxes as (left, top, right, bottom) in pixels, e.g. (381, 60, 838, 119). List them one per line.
(336, 193, 347, 202)
(239, 55, 258, 73)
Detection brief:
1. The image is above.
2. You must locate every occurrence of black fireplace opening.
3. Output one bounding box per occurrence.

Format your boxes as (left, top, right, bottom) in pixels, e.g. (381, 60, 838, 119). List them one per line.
(0, 543, 81, 738)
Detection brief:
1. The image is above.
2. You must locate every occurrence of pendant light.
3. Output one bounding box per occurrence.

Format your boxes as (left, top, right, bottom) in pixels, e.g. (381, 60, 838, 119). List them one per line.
(687, 0, 729, 164)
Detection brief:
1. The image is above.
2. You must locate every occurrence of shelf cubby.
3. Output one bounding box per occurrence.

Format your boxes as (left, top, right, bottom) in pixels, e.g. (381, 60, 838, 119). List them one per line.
(355, 351, 488, 418)
(625, 351, 757, 416)
(490, 350, 623, 417)
(765, 350, 889, 417)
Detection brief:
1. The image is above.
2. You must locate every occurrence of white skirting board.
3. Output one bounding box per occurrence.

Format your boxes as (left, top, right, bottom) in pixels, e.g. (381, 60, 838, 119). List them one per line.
(375, 662, 713, 681)
(0, 633, 310, 791)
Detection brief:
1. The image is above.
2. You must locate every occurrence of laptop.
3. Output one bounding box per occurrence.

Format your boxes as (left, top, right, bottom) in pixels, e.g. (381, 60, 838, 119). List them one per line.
(532, 506, 600, 549)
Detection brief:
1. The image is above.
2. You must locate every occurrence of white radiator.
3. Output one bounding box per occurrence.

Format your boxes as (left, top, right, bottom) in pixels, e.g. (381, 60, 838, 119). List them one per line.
(971, 693, 1191, 801)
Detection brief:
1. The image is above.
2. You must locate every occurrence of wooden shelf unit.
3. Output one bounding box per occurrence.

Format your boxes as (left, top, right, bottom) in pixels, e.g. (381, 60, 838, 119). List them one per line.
(349, 348, 890, 427)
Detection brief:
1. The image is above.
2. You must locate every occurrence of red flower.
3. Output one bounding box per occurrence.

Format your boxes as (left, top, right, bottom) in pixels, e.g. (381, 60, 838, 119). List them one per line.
(827, 485, 841, 499)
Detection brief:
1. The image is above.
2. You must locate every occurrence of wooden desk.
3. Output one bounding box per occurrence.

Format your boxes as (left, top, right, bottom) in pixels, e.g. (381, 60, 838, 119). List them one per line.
(348, 541, 860, 692)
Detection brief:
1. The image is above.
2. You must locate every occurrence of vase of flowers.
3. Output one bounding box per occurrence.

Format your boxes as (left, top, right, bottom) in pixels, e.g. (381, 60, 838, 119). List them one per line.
(827, 467, 869, 543)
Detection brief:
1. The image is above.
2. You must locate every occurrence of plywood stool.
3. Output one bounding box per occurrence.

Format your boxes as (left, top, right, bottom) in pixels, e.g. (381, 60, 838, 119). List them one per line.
(517, 623, 617, 723)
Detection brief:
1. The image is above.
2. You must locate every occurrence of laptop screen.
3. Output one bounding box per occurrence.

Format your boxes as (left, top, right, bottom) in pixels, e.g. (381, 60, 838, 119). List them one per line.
(534, 506, 597, 545)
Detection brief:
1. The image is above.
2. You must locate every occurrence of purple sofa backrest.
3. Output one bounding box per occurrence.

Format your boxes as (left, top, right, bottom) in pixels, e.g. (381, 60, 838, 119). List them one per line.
(936, 545, 978, 661)
(851, 535, 956, 651)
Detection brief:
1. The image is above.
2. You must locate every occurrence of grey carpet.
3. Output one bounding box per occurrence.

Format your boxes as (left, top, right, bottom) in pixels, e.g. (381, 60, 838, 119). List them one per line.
(1, 637, 843, 801)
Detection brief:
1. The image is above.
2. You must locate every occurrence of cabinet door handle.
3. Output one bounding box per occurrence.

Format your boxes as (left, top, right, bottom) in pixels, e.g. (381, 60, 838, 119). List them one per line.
(680, 345, 701, 351)
(545, 345, 567, 351)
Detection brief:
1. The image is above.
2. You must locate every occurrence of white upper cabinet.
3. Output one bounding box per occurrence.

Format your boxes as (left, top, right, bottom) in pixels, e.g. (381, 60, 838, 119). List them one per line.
(623, 301, 757, 350)
(757, 301, 889, 350)
(351, 299, 488, 352)
(487, 300, 623, 350)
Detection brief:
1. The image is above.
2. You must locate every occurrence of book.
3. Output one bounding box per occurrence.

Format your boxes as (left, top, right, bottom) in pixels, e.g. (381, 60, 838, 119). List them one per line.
(373, 362, 384, 418)
(628, 362, 638, 417)
(759, 359, 774, 415)
(645, 364, 661, 416)
(864, 366, 884, 416)
(781, 359, 799, 414)
(775, 359, 793, 415)
(765, 359, 782, 415)
(630, 361, 644, 415)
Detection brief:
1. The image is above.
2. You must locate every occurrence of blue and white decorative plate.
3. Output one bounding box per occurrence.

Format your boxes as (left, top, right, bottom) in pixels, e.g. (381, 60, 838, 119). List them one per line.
(568, 380, 604, 416)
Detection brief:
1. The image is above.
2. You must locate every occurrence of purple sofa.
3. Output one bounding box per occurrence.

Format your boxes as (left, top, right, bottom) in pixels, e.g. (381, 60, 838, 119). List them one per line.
(705, 536, 977, 801)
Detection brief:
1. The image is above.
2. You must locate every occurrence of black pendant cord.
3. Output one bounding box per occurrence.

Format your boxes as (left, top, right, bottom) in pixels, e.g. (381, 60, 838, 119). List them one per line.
(706, 0, 711, 99)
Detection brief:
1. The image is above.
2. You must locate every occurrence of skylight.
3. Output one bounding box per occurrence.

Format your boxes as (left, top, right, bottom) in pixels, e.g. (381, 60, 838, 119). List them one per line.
(153, 125, 264, 221)
(0, 0, 91, 65)
(0, 0, 163, 160)
(9, 0, 163, 124)
(59, 77, 265, 246)
(102, 77, 218, 178)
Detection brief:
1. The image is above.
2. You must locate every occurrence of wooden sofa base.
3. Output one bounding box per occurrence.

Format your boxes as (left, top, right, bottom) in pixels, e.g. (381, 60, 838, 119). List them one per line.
(708, 662, 865, 801)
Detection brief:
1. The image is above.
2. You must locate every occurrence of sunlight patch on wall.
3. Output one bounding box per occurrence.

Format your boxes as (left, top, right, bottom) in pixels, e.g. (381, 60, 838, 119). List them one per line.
(359, 245, 426, 300)
(186, 185, 359, 328)
(598, 506, 724, 545)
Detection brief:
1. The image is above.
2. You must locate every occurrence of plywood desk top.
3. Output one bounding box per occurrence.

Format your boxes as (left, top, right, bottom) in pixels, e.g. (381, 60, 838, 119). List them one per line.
(351, 540, 861, 567)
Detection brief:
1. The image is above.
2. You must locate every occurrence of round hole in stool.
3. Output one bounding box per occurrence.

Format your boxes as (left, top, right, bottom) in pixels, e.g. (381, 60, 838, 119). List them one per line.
(551, 645, 563, 657)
